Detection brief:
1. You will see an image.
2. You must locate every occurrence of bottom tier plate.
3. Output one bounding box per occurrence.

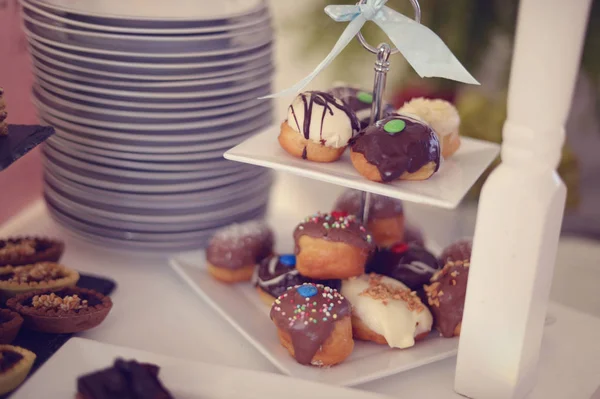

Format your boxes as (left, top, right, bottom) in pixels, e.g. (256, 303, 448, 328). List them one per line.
(170, 252, 460, 387)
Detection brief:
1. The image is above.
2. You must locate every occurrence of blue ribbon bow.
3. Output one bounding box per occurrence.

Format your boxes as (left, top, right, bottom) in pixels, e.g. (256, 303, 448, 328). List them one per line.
(263, 0, 479, 98)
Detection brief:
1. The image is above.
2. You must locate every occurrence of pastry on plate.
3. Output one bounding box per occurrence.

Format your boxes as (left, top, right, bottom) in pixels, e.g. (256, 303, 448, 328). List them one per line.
(439, 239, 472, 265)
(77, 358, 173, 399)
(350, 114, 441, 182)
(366, 242, 441, 291)
(206, 221, 273, 283)
(293, 212, 375, 279)
(342, 274, 432, 349)
(398, 97, 461, 158)
(270, 283, 353, 366)
(333, 189, 404, 247)
(329, 84, 395, 129)
(252, 254, 340, 306)
(7, 287, 112, 334)
(279, 91, 360, 162)
(0, 262, 79, 298)
(0, 237, 65, 267)
(0, 309, 23, 345)
(424, 260, 470, 338)
(0, 345, 36, 395)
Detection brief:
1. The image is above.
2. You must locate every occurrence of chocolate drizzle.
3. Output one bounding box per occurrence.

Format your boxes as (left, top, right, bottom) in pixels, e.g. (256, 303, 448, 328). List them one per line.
(77, 359, 173, 399)
(293, 212, 375, 254)
(253, 255, 340, 298)
(328, 86, 394, 129)
(366, 243, 441, 291)
(270, 284, 351, 365)
(289, 91, 360, 142)
(350, 114, 441, 182)
(425, 261, 470, 338)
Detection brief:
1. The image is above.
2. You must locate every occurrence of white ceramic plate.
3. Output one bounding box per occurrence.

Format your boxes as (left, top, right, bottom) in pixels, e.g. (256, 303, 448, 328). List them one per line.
(14, 338, 389, 399)
(21, 0, 272, 35)
(24, 23, 273, 58)
(29, 45, 274, 82)
(225, 125, 501, 209)
(23, 13, 273, 53)
(28, 39, 274, 74)
(27, 0, 265, 21)
(170, 255, 459, 387)
(37, 78, 272, 110)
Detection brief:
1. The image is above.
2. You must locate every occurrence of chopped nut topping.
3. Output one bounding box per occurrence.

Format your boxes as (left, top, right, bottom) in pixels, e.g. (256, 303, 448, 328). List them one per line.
(32, 293, 88, 311)
(7, 263, 65, 284)
(0, 240, 36, 257)
(424, 282, 442, 307)
(359, 274, 425, 312)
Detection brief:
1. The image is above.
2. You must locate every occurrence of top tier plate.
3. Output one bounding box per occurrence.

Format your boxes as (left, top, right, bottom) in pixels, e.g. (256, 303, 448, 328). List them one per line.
(224, 125, 500, 209)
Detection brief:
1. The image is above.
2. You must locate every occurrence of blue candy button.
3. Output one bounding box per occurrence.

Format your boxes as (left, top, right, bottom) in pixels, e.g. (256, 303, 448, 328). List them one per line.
(279, 254, 296, 267)
(297, 285, 318, 298)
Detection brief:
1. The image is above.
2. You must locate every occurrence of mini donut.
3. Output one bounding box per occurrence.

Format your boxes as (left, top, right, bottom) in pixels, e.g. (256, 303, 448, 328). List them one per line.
(293, 212, 375, 279)
(279, 91, 360, 163)
(439, 239, 472, 265)
(366, 242, 441, 291)
(341, 274, 433, 349)
(270, 283, 353, 366)
(424, 260, 470, 338)
(206, 221, 273, 283)
(350, 114, 441, 182)
(333, 189, 404, 247)
(328, 84, 395, 130)
(398, 97, 461, 158)
(252, 254, 341, 306)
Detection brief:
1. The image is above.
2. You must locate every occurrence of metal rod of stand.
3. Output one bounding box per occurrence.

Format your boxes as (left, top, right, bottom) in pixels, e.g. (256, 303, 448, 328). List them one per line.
(360, 43, 392, 223)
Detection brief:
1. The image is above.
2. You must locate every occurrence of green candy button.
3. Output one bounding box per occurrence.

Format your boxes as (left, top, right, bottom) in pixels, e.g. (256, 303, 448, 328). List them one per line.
(384, 119, 406, 134)
(357, 91, 373, 104)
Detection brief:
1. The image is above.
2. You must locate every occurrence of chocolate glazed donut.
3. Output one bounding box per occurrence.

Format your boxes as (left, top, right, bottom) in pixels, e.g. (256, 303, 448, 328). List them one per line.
(350, 114, 441, 182)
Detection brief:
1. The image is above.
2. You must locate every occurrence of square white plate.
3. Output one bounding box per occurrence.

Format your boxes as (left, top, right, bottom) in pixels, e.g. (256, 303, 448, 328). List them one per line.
(224, 125, 500, 209)
(13, 337, 391, 399)
(170, 252, 459, 387)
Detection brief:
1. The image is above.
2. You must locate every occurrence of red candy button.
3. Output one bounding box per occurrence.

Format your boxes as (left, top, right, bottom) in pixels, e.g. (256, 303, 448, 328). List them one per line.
(331, 211, 349, 219)
(391, 242, 409, 254)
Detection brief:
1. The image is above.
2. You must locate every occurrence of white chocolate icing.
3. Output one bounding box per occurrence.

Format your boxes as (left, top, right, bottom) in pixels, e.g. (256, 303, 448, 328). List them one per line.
(398, 98, 460, 138)
(286, 92, 356, 149)
(341, 274, 433, 349)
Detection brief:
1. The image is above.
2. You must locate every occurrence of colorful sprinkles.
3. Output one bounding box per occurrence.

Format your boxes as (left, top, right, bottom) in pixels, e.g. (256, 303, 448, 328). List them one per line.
(279, 254, 296, 267)
(299, 212, 373, 244)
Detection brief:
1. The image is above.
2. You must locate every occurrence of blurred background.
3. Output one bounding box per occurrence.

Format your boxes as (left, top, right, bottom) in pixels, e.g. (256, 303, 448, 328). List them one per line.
(1, 0, 599, 239)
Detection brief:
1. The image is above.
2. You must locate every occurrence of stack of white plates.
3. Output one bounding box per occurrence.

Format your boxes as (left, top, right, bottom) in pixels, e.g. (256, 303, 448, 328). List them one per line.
(21, 0, 274, 251)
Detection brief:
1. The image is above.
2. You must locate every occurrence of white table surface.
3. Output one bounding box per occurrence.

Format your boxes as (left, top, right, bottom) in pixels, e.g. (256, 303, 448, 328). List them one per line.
(2, 172, 600, 399)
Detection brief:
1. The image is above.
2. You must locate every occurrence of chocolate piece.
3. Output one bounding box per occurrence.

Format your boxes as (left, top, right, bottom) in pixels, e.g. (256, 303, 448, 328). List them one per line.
(333, 189, 403, 222)
(288, 91, 360, 141)
(367, 243, 441, 291)
(7, 287, 112, 334)
(439, 240, 472, 264)
(0, 237, 64, 267)
(424, 260, 470, 338)
(0, 309, 23, 345)
(0, 125, 55, 171)
(328, 85, 394, 129)
(206, 221, 273, 269)
(77, 358, 173, 399)
(270, 284, 351, 365)
(253, 254, 340, 299)
(350, 114, 441, 182)
(293, 212, 375, 253)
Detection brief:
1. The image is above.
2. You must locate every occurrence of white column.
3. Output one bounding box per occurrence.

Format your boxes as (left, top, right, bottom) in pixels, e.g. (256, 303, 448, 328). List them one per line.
(454, 0, 592, 398)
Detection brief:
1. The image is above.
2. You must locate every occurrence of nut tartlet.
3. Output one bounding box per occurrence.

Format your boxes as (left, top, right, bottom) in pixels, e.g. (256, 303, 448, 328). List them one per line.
(7, 287, 112, 334)
(0, 345, 36, 395)
(0, 237, 65, 267)
(0, 310, 23, 345)
(0, 262, 79, 298)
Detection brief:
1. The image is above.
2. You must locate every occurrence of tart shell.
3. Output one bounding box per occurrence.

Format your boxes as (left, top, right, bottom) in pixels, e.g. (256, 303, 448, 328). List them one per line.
(7, 287, 113, 334)
(0, 237, 64, 267)
(0, 345, 36, 395)
(0, 263, 80, 299)
(0, 310, 23, 345)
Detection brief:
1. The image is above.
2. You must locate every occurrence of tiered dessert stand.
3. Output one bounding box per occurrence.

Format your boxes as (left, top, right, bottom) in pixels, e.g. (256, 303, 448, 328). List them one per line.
(223, 0, 593, 398)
